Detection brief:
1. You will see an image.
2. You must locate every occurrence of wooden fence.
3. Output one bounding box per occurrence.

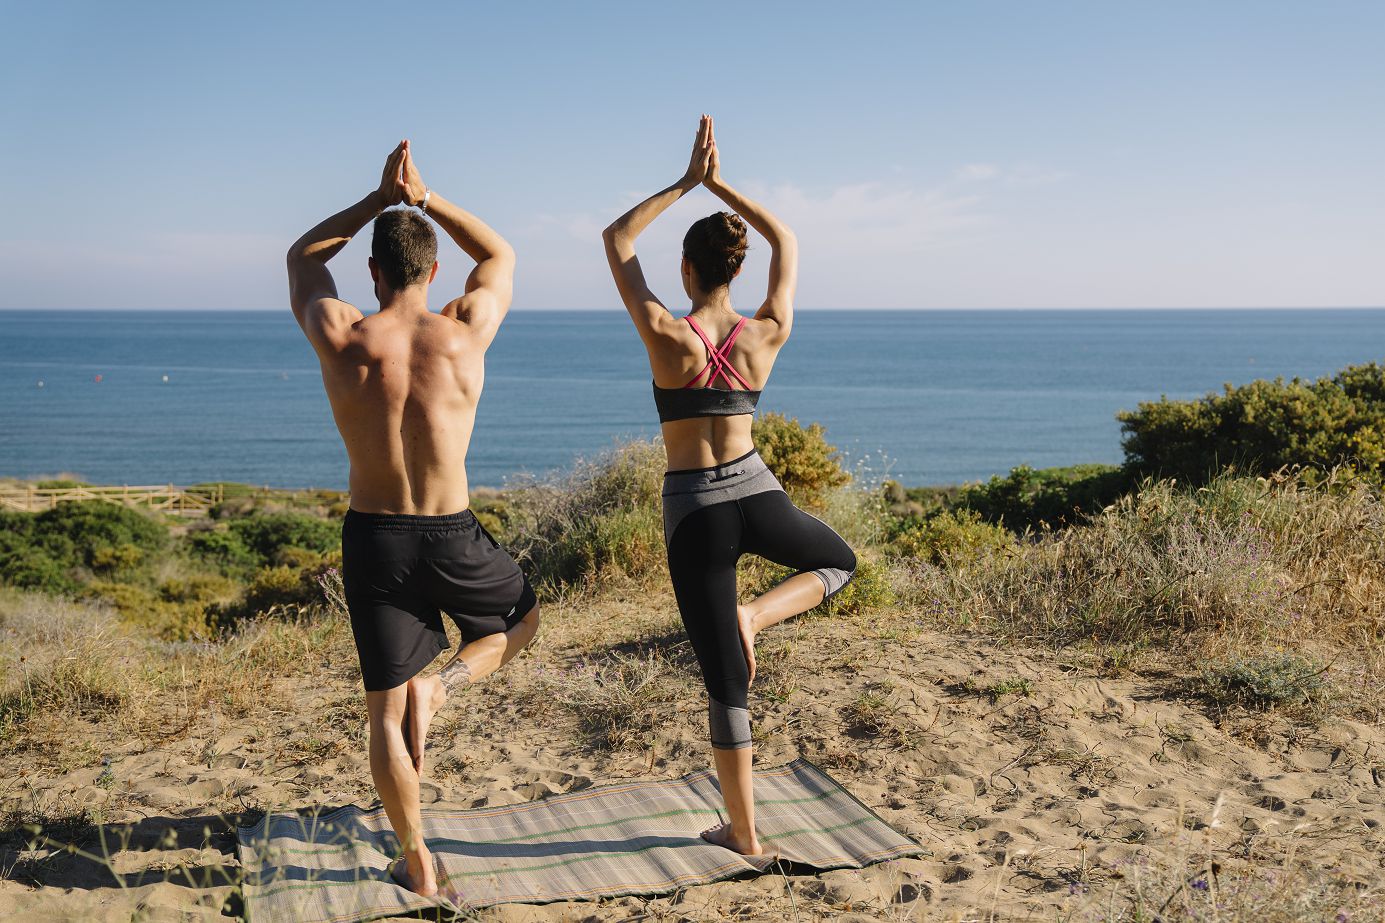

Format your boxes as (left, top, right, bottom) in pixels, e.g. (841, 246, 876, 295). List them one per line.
(0, 484, 226, 515)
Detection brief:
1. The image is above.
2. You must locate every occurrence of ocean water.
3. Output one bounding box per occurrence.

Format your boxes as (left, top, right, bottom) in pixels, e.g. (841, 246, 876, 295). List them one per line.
(0, 309, 1381, 489)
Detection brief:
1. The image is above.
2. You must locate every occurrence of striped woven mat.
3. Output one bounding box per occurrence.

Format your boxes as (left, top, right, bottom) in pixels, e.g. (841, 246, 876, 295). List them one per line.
(237, 758, 923, 922)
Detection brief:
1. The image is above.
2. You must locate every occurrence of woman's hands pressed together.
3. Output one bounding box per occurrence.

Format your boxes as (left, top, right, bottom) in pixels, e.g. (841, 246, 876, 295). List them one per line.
(681, 114, 714, 189)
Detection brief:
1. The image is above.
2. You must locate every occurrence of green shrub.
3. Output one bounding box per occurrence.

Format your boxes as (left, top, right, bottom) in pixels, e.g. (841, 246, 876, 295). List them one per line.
(0, 531, 74, 593)
(887, 509, 1015, 564)
(226, 512, 340, 566)
(184, 527, 258, 574)
(955, 464, 1131, 531)
(0, 502, 167, 591)
(158, 574, 239, 606)
(85, 581, 209, 640)
(34, 502, 167, 562)
(89, 542, 145, 575)
(242, 566, 319, 611)
(881, 481, 954, 521)
(752, 413, 850, 508)
(740, 555, 894, 620)
(210, 564, 325, 630)
(818, 556, 894, 618)
(1120, 362, 1385, 485)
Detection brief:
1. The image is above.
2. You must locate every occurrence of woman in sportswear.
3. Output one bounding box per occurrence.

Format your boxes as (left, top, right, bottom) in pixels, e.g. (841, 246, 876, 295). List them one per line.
(602, 114, 856, 855)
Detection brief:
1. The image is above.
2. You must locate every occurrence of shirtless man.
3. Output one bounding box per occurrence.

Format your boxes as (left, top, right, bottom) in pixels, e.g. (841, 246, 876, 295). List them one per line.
(287, 141, 539, 897)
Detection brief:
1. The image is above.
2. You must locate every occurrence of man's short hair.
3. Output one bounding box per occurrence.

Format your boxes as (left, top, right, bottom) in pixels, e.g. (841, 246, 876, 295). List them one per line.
(371, 209, 438, 290)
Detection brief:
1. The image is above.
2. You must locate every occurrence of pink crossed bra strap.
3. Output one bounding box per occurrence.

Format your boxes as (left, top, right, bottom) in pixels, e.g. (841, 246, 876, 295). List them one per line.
(683, 316, 752, 390)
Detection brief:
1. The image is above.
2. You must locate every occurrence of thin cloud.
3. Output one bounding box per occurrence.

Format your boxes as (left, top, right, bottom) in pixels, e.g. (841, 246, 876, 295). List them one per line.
(957, 163, 1000, 181)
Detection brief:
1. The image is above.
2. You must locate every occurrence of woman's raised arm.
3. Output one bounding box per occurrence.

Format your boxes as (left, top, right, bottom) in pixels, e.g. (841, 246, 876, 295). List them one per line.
(702, 117, 798, 339)
(602, 115, 714, 345)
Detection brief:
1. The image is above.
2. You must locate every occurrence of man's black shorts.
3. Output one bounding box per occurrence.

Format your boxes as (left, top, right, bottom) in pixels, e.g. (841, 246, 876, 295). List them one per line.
(341, 509, 537, 692)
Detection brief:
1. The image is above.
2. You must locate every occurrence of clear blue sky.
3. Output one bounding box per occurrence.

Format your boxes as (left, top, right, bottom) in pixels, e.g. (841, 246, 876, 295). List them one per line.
(2, 1, 1381, 310)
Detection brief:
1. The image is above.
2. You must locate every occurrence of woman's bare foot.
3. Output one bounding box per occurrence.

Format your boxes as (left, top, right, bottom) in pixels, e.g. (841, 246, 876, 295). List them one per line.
(700, 820, 762, 856)
(405, 674, 447, 774)
(735, 605, 757, 686)
(389, 850, 439, 897)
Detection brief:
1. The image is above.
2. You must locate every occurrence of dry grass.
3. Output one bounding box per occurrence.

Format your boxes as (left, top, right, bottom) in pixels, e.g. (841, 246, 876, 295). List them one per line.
(0, 587, 355, 768)
(2, 461, 1384, 920)
(1063, 820, 1385, 922)
(502, 439, 668, 592)
(901, 470, 1385, 716)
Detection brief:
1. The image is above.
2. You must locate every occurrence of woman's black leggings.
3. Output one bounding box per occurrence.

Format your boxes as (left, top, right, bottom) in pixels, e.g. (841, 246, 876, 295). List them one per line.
(662, 450, 856, 750)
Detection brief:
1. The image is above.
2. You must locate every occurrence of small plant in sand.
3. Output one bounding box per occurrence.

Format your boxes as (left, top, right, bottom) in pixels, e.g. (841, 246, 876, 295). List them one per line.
(534, 650, 691, 752)
(1197, 653, 1329, 710)
(841, 682, 917, 747)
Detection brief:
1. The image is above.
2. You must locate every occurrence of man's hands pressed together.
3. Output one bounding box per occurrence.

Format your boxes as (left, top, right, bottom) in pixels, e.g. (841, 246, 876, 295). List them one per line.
(374, 142, 408, 212)
(397, 141, 428, 209)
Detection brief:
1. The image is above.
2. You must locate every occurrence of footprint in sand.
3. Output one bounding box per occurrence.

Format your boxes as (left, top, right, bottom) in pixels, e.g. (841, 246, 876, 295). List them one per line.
(515, 782, 556, 801)
(892, 880, 933, 904)
(942, 864, 974, 884)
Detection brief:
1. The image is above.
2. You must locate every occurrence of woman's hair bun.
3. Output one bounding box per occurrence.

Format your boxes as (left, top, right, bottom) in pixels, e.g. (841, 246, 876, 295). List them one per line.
(683, 211, 749, 289)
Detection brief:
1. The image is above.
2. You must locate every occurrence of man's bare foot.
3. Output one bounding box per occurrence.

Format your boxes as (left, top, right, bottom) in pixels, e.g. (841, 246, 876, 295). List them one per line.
(389, 850, 439, 898)
(736, 605, 757, 686)
(700, 820, 762, 856)
(405, 674, 447, 774)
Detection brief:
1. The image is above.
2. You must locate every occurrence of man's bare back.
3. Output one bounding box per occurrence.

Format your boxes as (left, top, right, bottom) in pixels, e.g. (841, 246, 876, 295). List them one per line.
(320, 309, 482, 515)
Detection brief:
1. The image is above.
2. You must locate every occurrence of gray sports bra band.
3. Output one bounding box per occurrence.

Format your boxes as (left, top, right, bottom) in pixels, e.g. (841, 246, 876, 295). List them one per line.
(652, 314, 763, 423)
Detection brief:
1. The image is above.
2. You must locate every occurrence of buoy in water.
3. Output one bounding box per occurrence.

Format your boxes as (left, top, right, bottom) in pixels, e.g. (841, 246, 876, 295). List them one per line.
(161, 374, 169, 382)
(94, 374, 103, 383)
(36, 380, 44, 388)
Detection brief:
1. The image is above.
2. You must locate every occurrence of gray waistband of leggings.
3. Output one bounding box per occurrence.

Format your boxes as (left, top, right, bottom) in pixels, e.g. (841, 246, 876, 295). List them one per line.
(661, 449, 784, 546)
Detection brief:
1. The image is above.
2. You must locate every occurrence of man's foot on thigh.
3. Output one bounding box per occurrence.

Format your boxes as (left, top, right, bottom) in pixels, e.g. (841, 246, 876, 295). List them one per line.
(405, 674, 448, 774)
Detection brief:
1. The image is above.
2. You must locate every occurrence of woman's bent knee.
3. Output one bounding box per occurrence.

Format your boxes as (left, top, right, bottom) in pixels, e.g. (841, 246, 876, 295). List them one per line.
(708, 697, 753, 750)
(812, 546, 856, 599)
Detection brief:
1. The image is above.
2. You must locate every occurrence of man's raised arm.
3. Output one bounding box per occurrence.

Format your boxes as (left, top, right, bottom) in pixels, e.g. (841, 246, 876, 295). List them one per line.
(286, 143, 406, 346)
(396, 143, 515, 344)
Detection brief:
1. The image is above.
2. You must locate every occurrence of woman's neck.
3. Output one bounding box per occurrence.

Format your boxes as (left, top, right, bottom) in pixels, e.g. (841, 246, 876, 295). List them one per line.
(690, 289, 735, 314)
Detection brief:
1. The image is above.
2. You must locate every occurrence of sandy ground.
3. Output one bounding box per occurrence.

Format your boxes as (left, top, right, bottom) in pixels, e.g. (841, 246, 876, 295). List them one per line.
(2, 587, 1383, 921)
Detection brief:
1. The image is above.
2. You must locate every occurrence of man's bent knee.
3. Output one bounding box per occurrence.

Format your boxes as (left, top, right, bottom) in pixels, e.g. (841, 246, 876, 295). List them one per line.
(515, 602, 540, 642)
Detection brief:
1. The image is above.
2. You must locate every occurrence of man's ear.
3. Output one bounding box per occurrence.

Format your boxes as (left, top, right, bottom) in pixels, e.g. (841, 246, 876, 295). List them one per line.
(368, 257, 379, 283)
(428, 261, 439, 285)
